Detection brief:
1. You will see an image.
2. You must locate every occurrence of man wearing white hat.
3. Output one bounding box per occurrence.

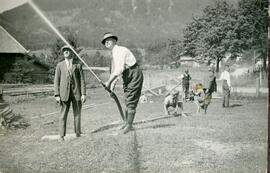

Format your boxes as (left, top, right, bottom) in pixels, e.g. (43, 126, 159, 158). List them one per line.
(54, 45, 86, 141)
(102, 32, 144, 134)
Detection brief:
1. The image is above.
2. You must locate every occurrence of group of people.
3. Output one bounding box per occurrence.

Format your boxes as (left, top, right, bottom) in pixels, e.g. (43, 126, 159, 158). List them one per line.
(54, 32, 231, 141)
(164, 64, 231, 116)
(54, 33, 143, 141)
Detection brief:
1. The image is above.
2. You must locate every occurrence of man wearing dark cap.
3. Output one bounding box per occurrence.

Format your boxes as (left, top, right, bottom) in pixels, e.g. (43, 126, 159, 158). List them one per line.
(181, 69, 191, 101)
(54, 45, 86, 141)
(203, 66, 217, 114)
(101, 32, 144, 134)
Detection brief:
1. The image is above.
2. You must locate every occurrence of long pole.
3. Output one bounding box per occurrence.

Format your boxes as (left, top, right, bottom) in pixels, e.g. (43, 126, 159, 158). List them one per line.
(28, 0, 125, 120)
(28, 0, 102, 83)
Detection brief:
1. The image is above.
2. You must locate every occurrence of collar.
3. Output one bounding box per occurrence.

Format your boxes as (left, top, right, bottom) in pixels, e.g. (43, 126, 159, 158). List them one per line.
(65, 58, 73, 64)
(112, 44, 118, 52)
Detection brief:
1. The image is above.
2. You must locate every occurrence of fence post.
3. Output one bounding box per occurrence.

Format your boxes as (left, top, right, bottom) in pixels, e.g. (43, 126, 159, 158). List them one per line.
(256, 74, 260, 97)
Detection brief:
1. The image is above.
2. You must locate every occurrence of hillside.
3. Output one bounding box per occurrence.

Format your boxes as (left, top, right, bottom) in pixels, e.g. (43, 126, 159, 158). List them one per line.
(0, 0, 238, 50)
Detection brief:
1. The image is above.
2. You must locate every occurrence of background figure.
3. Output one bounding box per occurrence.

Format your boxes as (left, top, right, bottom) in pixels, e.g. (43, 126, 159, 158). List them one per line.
(164, 89, 186, 116)
(192, 83, 206, 113)
(102, 33, 144, 134)
(219, 65, 231, 107)
(181, 69, 191, 101)
(54, 45, 86, 141)
(203, 66, 217, 114)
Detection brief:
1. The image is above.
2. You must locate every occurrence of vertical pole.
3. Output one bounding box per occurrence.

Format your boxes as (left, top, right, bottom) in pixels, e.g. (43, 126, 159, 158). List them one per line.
(148, 71, 150, 89)
(259, 68, 263, 86)
(256, 74, 260, 97)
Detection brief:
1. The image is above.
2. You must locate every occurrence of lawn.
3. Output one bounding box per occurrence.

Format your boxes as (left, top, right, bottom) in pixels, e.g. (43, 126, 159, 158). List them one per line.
(0, 86, 267, 173)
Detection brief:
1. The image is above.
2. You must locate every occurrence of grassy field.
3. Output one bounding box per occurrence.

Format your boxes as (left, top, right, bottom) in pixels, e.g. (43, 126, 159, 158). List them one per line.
(0, 86, 267, 173)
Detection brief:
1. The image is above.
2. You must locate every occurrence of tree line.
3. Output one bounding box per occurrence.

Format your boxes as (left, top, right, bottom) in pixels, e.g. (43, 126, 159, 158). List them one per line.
(5, 0, 267, 83)
(179, 0, 268, 72)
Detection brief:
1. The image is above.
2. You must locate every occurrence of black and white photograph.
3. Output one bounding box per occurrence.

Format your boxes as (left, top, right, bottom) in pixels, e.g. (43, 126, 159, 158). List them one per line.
(0, 0, 268, 172)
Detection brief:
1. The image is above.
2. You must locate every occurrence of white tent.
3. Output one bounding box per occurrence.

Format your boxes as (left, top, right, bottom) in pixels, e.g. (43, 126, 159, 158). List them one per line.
(0, 0, 28, 13)
(0, 25, 27, 53)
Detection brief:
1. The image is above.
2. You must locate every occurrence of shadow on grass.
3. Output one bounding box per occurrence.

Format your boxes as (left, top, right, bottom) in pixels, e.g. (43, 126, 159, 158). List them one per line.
(136, 123, 176, 130)
(229, 104, 243, 108)
(130, 131, 141, 173)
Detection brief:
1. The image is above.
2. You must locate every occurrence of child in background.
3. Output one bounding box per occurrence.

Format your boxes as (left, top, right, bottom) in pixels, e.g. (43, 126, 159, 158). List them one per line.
(164, 89, 186, 117)
(192, 83, 206, 114)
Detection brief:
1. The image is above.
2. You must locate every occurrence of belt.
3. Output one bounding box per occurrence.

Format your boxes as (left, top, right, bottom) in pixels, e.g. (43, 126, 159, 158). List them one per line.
(126, 63, 138, 70)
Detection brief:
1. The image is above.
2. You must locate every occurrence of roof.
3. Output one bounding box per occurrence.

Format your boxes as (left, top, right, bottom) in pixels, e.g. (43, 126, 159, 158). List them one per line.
(180, 56, 194, 61)
(0, 25, 28, 53)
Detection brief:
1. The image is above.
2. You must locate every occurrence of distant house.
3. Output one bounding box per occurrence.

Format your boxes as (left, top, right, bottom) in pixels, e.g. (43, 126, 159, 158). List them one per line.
(170, 56, 199, 68)
(0, 25, 49, 83)
(179, 56, 196, 66)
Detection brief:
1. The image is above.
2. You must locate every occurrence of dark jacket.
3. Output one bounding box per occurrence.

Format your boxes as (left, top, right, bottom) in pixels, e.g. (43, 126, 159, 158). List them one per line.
(54, 61, 86, 101)
(204, 71, 217, 93)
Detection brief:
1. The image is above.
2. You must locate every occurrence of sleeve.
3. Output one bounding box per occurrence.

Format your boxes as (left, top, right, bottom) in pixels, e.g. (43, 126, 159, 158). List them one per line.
(79, 64, 86, 95)
(111, 49, 126, 77)
(54, 64, 61, 97)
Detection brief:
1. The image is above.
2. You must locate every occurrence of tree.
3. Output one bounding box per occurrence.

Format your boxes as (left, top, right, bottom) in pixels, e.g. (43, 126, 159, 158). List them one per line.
(183, 0, 240, 72)
(145, 41, 171, 69)
(182, 0, 268, 72)
(237, 0, 268, 70)
(47, 28, 80, 82)
(92, 51, 109, 67)
(167, 39, 182, 62)
(9, 55, 34, 83)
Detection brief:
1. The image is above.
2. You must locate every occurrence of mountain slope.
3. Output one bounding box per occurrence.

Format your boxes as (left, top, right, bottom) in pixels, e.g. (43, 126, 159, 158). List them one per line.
(0, 0, 238, 49)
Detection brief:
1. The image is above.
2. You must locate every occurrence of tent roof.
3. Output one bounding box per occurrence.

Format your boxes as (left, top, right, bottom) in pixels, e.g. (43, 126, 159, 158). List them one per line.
(0, 25, 28, 53)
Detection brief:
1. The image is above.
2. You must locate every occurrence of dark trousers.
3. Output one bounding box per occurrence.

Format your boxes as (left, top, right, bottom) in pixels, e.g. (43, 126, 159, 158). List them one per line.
(59, 92, 82, 137)
(122, 64, 143, 126)
(182, 84, 189, 99)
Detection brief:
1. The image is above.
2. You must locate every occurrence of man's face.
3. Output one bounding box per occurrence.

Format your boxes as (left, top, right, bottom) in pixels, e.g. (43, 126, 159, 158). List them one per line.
(104, 38, 115, 50)
(63, 49, 72, 59)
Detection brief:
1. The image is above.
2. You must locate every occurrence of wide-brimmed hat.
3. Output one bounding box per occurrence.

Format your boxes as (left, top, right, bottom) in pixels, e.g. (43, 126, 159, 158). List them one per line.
(101, 32, 118, 45)
(60, 45, 84, 53)
(60, 45, 73, 52)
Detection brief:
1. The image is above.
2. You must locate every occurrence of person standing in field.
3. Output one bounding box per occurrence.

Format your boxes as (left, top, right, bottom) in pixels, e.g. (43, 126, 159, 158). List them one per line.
(54, 45, 86, 141)
(219, 64, 231, 108)
(102, 32, 144, 134)
(203, 66, 217, 114)
(181, 69, 192, 101)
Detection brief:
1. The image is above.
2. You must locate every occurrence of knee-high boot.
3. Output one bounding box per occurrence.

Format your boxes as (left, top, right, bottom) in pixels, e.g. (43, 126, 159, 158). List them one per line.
(123, 109, 135, 134)
(119, 109, 128, 130)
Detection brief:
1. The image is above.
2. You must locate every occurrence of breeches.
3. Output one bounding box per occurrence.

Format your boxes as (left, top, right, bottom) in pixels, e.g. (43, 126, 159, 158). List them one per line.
(122, 64, 144, 110)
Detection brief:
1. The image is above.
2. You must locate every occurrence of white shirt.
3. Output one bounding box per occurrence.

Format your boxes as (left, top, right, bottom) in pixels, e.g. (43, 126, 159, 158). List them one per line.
(219, 70, 231, 87)
(65, 58, 73, 70)
(111, 45, 136, 77)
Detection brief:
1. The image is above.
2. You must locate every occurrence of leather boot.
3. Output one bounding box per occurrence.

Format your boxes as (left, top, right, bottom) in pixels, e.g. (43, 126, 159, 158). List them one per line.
(123, 109, 135, 134)
(119, 109, 128, 130)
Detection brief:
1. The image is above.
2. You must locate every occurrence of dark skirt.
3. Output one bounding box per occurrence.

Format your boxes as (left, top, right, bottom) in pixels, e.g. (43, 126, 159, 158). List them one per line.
(122, 64, 144, 109)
